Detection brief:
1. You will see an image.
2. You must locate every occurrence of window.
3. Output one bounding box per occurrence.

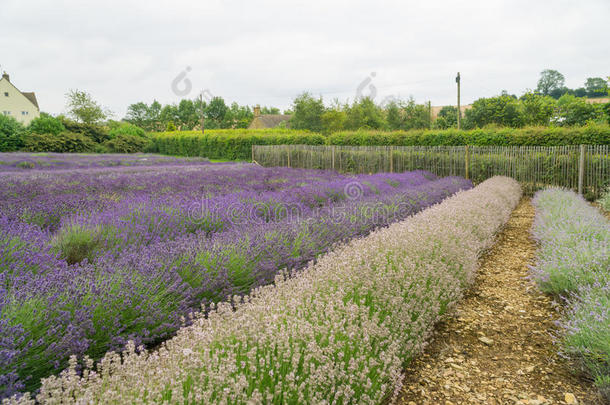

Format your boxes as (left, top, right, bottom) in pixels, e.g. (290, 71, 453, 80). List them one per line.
(3, 92, 8, 97)
(22, 111, 29, 115)
(3, 111, 10, 115)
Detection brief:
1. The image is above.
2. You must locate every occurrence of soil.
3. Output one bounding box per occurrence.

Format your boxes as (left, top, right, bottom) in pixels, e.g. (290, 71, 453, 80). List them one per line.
(398, 199, 605, 405)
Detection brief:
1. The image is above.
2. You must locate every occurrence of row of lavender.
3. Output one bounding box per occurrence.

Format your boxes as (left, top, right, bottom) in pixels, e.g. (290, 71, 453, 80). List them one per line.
(531, 189, 610, 401)
(0, 155, 472, 398)
(6, 177, 521, 404)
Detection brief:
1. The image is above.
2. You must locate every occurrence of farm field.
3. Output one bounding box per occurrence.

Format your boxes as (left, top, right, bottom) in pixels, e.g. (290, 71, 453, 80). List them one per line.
(0, 153, 472, 399)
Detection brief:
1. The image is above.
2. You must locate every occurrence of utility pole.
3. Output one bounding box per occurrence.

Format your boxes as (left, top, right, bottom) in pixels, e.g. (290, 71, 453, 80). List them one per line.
(428, 100, 432, 129)
(456, 72, 461, 130)
(199, 93, 205, 135)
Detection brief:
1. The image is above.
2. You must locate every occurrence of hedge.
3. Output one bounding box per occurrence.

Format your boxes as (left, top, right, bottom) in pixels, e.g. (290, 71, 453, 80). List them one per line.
(328, 124, 610, 146)
(152, 129, 326, 160)
(23, 132, 97, 153)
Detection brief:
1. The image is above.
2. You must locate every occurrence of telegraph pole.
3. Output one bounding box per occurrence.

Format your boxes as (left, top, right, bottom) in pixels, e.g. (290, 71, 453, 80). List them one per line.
(456, 72, 461, 130)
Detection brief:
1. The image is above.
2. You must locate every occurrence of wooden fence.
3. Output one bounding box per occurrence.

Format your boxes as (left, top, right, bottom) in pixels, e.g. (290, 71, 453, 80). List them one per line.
(252, 144, 610, 199)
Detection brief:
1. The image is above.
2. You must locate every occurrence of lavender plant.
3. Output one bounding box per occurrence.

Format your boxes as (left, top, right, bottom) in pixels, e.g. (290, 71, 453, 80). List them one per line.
(1, 154, 466, 398)
(6, 177, 520, 404)
(531, 188, 610, 399)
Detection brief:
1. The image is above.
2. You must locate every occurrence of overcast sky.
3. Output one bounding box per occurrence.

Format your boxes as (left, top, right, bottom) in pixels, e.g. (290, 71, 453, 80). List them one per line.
(1, 0, 609, 118)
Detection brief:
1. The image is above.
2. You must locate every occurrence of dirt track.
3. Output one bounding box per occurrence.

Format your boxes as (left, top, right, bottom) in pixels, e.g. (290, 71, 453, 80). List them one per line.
(399, 199, 603, 405)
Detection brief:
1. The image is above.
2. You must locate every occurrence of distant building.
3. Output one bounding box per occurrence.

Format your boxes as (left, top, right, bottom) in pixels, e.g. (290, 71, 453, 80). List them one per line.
(248, 105, 291, 129)
(0, 72, 40, 125)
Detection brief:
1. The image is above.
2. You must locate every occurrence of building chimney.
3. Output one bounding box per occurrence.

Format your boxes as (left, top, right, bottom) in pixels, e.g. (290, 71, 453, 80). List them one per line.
(1, 72, 9, 82)
(253, 105, 261, 118)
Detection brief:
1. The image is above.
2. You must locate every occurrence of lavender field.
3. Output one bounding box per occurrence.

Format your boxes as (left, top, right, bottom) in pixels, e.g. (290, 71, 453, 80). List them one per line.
(0, 153, 473, 399)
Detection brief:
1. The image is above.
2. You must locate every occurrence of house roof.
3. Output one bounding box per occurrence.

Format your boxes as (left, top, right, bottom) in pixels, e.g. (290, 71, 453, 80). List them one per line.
(0, 73, 40, 110)
(249, 114, 291, 129)
(21, 92, 39, 109)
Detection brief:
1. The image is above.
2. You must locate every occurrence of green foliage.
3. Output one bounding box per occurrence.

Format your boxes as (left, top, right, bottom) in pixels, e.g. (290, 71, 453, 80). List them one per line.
(320, 110, 347, 134)
(65, 89, 110, 124)
(384, 98, 430, 130)
(28, 113, 65, 136)
(585, 77, 609, 98)
(463, 95, 525, 128)
(103, 133, 151, 153)
(344, 97, 385, 130)
(52, 224, 102, 264)
(60, 117, 110, 143)
(328, 124, 610, 146)
(107, 121, 147, 138)
(536, 69, 566, 96)
(23, 132, 97, 153)
(290, 92, 325, 133)
(153, 129, 325, 160)
(599, 187, 610, 212)
(433, 106, 457, 129)
(520, 92, 557, 126)
(0, 114, 26, 151)
(555, 94, 601, 126)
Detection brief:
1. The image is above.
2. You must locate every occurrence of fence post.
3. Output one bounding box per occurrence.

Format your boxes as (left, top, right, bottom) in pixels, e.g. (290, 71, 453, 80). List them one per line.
(578, 144, 585, 195)
(389, 146, 394, 173)
(332, 145, 336, 170)
(464, 145, 470, 180)
(287, 145, 291, 168)
(251, 144, 255, 162)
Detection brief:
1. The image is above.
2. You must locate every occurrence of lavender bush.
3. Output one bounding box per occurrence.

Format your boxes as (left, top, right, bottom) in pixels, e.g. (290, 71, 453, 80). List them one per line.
(7, 177, 520, 404)
(531, 189, 610, 399)
(0, 154, 471, 398)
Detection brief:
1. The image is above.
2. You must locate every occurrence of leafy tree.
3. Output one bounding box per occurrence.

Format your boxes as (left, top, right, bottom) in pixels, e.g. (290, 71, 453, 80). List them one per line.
(554, 94, 600, 126)
(206, 97, 229, 125)
(125, 102, 149, 129)
(573, 87, 587, 98)
(261, 106, 280, 115)
(402, 98, 431, 130)
(108, 121, 147, 138)
(223, 103, 253, 129)
(584, 77, 608, 98)
(386, 101, 403, 130)
(520, 92, 557, 126)
(0, 114, 25, 151)
(320, 110, 347, 134)
(65, 89, 111, 124)
(28, 113, 65, 135)
(536, 69, 566, 97)
(464, 95, 524, 128)
(160, 105, 179, 128)
(290, 92, 325, 132)
(177, 99, 199, 130)
(345, 97, 385, 130)
(148, 101, 163, 131)
(433, 106, 458, 129)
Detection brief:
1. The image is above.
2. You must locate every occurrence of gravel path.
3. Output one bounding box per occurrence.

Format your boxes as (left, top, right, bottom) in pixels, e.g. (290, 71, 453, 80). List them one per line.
(399, 198, 604, 405)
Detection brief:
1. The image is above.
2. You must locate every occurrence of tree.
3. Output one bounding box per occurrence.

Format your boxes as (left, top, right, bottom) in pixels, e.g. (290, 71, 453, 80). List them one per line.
(177, 99, 199, 130)
(344, 97, 385, 130)
(584, 77, 608, 98)
(65, 89, 110, 124)
(536, 69, 566, 97)
(519, 92, 556, 126)
(125, 102, 150, 129)
(463, 95, 524, 128)
(433, 106, 458, 129)
(28, 113, 65, 135)
(206, 97, 229, 125)
(554, 94, 600, 126)
(160, 105, 179, 129)
(320, 110, 347, 134)
(290, 92, 325, 133)
(402, 98, 430, 130)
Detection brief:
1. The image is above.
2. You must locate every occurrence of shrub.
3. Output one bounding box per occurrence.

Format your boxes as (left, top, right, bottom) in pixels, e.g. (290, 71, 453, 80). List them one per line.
(59, 117, 110, 143)
(28, 114, 65, 136)
(327, 124, 610, 146)
(153, 129, 326, 160)
(23, 132, 97, 153)
(599, 187, 610, 212)
(18, 177, 520, 404)
(108, 122, 147, 139)
(0, 114, 26, 151)
(103, 133, 151, 153)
